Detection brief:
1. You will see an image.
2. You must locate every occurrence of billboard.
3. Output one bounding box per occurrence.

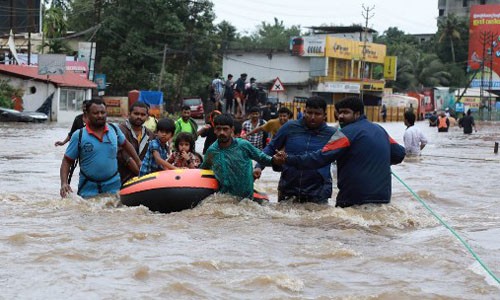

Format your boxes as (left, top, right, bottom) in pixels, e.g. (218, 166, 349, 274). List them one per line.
(0, 0, 41, 34)
(468, 4, 500, 88)
(325, 37, 386, 63)
(290, 36, 326, 57)
(38, 54, 66, 75)
(383, 56, 398, 80)
(78, 42, 96, 80)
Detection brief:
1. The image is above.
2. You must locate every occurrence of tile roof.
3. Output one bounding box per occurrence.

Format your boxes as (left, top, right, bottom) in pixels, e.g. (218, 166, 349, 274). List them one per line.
(0, 64, 97, 88)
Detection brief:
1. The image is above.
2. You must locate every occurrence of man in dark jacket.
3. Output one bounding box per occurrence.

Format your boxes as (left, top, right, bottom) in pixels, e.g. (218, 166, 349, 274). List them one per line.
(117, 101, 155, 184)
(283, 97, 406, 207)
(254, 96, 336, 204)
(458, 109, 477, 134)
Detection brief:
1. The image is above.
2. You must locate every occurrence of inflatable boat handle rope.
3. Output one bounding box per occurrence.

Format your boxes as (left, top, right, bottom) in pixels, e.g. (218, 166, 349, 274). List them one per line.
(391, 170, 500, 284)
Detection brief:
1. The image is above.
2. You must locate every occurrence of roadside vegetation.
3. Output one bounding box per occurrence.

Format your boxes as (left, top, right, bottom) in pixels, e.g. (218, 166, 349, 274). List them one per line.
(40, 1, 469, 105)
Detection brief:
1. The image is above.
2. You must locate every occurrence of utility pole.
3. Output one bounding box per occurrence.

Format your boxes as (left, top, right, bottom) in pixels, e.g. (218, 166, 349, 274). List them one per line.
(88, 0, 102, 81)
(158, 44, 168, 91)
(487, 32, 496, 121)
(360, 4, 375, 102)
(27, 0, 35, 65)
(479, 31, 493, 120)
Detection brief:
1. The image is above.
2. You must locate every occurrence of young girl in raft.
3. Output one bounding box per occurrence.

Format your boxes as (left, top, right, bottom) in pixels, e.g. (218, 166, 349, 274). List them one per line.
(192, 152, 203, 168)
(167, 132, 198, 169)
(139, 118, 177, 176)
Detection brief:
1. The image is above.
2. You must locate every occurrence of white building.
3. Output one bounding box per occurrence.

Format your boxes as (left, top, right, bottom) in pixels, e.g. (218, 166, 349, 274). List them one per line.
(222, 50, 312, 102)
(0, 64, 96, 121)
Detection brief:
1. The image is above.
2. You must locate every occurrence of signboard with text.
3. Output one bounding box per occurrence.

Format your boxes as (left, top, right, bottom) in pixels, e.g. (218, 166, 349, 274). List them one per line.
(468, 4, 500, 88)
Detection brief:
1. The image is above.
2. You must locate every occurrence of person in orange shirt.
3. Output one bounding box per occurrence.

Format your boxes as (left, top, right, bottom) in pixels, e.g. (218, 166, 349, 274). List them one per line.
(437, 112, 450, 132)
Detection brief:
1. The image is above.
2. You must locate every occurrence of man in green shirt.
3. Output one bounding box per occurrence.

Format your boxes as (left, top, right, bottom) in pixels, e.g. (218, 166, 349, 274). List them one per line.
(201, 114, 284, 200)
(174, 105, 198, 140)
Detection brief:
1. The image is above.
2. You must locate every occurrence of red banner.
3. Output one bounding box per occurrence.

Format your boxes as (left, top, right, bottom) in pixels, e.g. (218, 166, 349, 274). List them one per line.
(468, 4, 500, 88)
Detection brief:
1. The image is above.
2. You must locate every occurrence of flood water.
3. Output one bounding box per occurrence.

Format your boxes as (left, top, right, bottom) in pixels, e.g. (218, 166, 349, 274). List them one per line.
(0, 118, 499, 299)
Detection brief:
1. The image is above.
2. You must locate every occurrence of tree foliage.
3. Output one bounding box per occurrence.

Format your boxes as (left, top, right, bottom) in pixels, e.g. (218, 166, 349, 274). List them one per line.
(59, 2, 471, 98)
(230, 18, 301, 50)
(40, 3, 71, 54)
(437, 14, 464, 63)
(0, 79, 24, 108)
(377, 24, 469, 91)
(65, 0, 220, 106)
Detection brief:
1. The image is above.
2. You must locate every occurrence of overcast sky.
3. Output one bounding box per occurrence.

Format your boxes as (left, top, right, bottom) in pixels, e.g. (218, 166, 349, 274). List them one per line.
(212, 0, 438, 35)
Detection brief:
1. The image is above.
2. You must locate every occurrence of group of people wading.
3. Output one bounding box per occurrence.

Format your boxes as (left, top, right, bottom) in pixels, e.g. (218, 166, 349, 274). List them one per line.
(57, 95, 407, 209)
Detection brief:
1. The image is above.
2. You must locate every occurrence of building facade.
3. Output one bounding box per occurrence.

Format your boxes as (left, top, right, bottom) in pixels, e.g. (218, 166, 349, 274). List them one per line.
(438, 0, 500, 19)
(222, 27, 388, 106)
(0, 65, 96, 121)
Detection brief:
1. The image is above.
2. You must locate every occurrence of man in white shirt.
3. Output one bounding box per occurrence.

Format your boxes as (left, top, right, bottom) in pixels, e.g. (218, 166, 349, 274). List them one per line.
(403, 111, 427, 156)
(212, 73, 225, 112)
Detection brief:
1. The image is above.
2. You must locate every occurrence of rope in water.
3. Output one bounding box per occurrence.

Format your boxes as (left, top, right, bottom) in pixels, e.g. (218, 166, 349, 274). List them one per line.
(391, 170, 500, 284)
(421, 154, 500, 162)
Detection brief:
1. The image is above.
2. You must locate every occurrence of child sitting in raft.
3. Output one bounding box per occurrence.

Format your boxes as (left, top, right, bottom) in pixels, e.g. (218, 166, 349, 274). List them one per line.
(167, 132, 198, 169)
(192, 152, 203, 168)
(139, 118, 177, 176)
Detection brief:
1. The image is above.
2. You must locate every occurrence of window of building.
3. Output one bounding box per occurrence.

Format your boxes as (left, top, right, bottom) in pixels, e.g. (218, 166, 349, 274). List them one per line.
(463, 0, 468, 7)
(59, 89, 86, 111)
(439, 9, 444, 16)
(480, 0, 486, 4)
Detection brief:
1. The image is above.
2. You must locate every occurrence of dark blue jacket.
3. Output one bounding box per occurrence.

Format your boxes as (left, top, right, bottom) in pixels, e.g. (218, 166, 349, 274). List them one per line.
(257, 119, 336, 201)
(287, 116, 405, 207)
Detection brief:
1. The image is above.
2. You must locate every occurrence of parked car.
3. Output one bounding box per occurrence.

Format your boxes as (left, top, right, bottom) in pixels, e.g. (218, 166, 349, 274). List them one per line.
(182, 97, 204, 119)
(0, 107, 48, 122)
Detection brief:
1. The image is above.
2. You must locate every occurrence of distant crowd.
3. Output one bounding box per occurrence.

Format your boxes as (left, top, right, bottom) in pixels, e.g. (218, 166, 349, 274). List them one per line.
(208, 72, 269, 118)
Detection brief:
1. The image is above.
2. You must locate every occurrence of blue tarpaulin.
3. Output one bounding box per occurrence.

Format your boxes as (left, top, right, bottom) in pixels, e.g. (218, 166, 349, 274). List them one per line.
(138, 91, 163, 106)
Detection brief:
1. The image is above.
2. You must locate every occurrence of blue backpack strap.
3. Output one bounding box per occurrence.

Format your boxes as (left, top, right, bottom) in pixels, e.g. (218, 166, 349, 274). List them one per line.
(108, 122, 118, 135)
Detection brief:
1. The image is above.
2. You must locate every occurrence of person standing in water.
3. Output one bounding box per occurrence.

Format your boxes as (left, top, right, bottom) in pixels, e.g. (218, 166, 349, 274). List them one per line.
(403, 111, 427, 157)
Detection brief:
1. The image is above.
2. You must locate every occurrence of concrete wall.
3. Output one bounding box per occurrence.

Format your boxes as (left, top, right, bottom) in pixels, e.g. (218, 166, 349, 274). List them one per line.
(439, 0, 500, 19)
(222, 52, 310, 84)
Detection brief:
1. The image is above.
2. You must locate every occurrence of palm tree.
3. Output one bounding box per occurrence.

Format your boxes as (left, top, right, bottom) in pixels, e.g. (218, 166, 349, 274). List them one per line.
(393, 48, 451, 92)
(438, 14, 461, 63)
(39, 6, 71, 54)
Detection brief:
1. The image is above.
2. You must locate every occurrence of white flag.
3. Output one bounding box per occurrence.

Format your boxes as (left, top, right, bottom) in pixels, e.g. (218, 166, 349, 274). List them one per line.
(8, 29, 20, 65)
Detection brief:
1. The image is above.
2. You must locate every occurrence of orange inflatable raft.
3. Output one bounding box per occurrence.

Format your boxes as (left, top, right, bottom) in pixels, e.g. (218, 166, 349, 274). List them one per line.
(120, 169, 268, 213)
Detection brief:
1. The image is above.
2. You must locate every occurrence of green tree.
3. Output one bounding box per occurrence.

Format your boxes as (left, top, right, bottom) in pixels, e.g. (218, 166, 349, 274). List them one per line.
(375, 27, 418, 47)
(254, 18, 301, 50)
(437, 14, 463, 63)
(215, 21, 238, 52)
(66, 0, 95, 32)
(392, 51, 451, 92)
(66, 0, 219, 105)
(230, 18, 301, 50)
(0, 79, 24, 108)
(40, 5, 71, 54)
